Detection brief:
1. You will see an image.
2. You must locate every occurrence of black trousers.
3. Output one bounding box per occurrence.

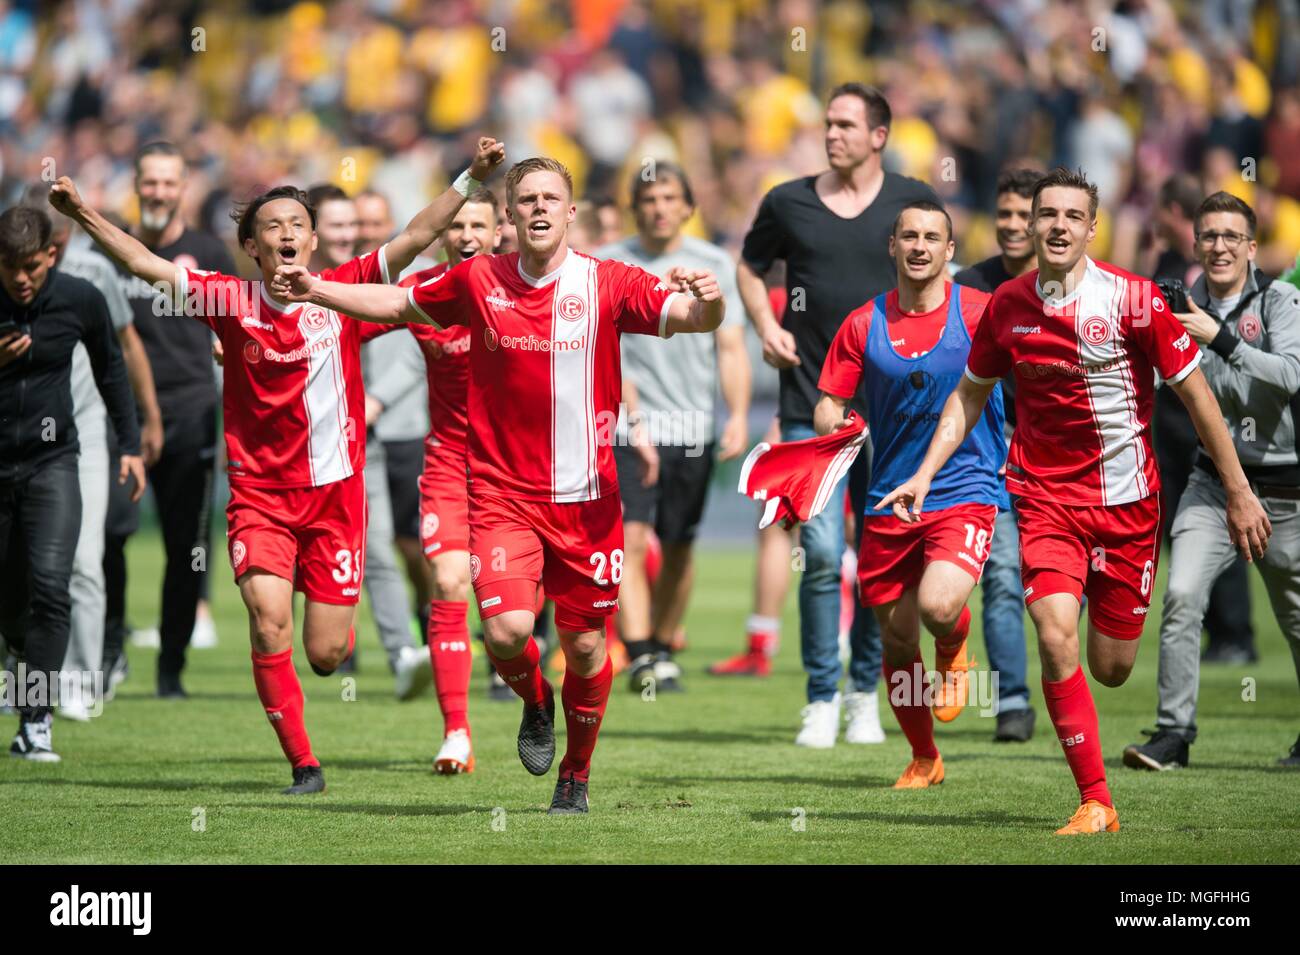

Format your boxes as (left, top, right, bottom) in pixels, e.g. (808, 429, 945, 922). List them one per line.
(0, 456, 82, 719)
(1154, 387, 1254, 648)
(103, 407, 216, 678)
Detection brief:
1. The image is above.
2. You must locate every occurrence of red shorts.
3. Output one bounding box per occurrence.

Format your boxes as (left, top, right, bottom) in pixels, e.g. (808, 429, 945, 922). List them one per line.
(1017, 493, 1161, 640)
(857, 502, 998, 607)
(418, 438, 469, 557)
(469, 488, 623, 633)
(226, 471, 367, 605)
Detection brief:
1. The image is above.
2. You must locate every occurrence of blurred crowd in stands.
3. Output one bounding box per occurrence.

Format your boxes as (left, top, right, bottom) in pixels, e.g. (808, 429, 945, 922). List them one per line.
(5, 0, 1300, 313)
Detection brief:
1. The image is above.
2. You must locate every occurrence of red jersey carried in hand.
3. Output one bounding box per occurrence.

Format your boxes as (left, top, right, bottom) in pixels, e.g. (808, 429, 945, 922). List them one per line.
(408, 249, 680, 503)
(737, 415, 869, 529)
(964, 257, 1199, 507)
(180, 245, 394, 489)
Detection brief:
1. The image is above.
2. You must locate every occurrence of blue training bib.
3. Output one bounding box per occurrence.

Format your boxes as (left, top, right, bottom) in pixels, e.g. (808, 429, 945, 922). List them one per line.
(862, 285, 1009, 515)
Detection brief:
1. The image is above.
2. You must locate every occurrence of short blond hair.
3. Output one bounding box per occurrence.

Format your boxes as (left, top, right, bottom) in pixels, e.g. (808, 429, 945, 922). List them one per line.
(505, 157, 574, 204)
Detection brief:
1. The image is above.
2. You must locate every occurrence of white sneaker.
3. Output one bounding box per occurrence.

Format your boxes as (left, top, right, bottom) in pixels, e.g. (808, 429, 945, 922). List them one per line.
(190, 614, 218, 649)
(57, 696, 92, 722)
(393, 644, 433, 702)
(10, 714, 60, 762)
(129, 628, 160, 649)
(102, 653, 129, 703)
(843, 690, 885, 743)
(433, 728, 475, 774)
(795, 693, 841, 749)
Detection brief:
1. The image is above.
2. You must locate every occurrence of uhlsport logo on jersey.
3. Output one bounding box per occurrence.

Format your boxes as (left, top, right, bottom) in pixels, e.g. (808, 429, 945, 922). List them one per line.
(558, 294, 586, 321)
(485, 286, 516, 311)
(1081, 316, 1112, 345)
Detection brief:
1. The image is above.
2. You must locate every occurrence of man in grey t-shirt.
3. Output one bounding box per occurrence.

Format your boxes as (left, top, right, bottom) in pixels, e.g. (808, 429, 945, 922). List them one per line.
(596, 161, 751, 691)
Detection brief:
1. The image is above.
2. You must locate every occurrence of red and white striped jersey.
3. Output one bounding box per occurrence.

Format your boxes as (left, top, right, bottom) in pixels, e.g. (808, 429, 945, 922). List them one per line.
(399, 263, 470, 453)
(737, 415, 869, 529)
(409, 249, 680, 503)
(965, 257, 1200, 507)
(180, 246, 392, 489)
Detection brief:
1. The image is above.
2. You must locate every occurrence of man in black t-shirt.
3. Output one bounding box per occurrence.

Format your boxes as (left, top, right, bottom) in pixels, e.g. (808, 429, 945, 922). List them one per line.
(735, 83, 937, 748)
(953, 167, 1040, 742)
(105, 142, 237, 698)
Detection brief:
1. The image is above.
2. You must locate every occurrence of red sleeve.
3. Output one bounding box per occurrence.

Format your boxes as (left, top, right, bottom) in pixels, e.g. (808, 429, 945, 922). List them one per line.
(359, 321, 399, 343)
(965, 285, 1011, 383)
(409, 258, 473, 329)
(818, 308, 871, 398)
(319, 245, 391, 286)
(1129, 279, 1201, 382)
(602, 259, 680, 337)
(179, 267, 246, 332)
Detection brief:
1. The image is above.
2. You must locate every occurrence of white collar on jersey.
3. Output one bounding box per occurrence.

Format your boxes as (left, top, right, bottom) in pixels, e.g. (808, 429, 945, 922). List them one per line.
(260, 280, 303, 314)
(1035, 255, 1095, 309)
(516, 249, 570, 288)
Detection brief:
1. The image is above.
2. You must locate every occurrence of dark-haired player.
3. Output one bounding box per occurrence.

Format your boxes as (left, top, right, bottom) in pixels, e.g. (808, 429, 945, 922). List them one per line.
(273, 156, 726, 814)
(879, 168, 1270, 834)
(816, 200, 1004, 789)
(101, 142, 236, 701)
(48, 137, 504, 794)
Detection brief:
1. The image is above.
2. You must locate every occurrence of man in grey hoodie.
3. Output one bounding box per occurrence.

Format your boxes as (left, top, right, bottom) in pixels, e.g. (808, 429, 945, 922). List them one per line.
(1125, 191, 1300, 771)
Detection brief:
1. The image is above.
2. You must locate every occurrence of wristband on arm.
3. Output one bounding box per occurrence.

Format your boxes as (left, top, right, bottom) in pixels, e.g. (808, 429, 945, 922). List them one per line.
(452, 169, 482, 198)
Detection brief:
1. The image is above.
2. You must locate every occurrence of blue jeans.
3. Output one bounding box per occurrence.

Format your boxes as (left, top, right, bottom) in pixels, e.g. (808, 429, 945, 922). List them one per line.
(782, 421, 883, 703)
(979, 503, 1030, 713)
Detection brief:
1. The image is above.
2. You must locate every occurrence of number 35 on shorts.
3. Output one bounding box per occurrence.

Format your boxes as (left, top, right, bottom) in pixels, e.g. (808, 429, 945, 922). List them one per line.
(332, 548, 362, 585)
(589, 549, 624, 586)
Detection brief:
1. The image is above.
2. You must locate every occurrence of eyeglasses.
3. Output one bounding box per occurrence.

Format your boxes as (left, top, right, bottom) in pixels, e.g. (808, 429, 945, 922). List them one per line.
(1195, 231, 1252, 250)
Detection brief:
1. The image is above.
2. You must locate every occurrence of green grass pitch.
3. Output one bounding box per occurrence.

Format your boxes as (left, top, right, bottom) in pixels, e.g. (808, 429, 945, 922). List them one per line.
(1, 528, 1297, 864)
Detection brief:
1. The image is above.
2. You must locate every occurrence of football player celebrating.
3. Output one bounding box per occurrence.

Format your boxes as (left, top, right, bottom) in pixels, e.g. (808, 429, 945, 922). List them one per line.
(815, 200, 1005, 789)
(48, 137, 505, 795)
(878, 168, 1270, 834)
(364, 188, 504, 775)
(273, 157, 725, 813)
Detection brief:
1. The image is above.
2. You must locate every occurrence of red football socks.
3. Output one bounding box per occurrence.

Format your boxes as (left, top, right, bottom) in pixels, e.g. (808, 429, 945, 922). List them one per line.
(558, 655, 613, 782)
(1043, 666, 1112, 807)
(935, 606, 971, 656)
(746, 615, 780, 657)
(883, 650, 938, 759)
(486, 635, 548, 707)
(427, 600, 471, 735)
(251, 648, 317, 769)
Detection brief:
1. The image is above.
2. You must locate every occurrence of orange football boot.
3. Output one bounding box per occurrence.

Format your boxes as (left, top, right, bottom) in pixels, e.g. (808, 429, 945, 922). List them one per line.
(932, 639, 975, 723)
(1055, 799, 1120, 835)
(893, 753, 944, 789)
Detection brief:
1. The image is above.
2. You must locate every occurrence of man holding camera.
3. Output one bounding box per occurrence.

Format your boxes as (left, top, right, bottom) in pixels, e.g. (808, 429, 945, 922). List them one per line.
(1125, 191, 1300, 771)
